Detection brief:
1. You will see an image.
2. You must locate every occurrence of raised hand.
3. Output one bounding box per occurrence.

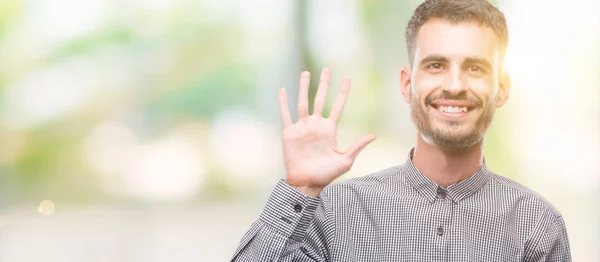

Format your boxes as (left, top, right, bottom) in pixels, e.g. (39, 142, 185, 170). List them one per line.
(278, 68, 376, 197)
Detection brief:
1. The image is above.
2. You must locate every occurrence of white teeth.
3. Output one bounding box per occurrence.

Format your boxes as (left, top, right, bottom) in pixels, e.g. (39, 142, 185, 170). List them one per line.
(439, 106, 467, 113)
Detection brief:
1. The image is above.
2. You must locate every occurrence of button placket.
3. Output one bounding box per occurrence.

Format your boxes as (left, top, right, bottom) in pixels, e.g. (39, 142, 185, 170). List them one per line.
(434, 187, 452, 239)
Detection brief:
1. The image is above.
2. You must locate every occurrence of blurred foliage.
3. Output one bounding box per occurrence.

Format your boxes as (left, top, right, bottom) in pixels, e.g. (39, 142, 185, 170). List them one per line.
(148, 65, 255, 119)
(0, 1, 260, 204)
(0, 0, 22, 35)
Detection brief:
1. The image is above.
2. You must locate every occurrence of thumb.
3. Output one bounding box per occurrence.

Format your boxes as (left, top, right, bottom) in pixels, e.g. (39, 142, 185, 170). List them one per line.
(346, 134, 377, 160)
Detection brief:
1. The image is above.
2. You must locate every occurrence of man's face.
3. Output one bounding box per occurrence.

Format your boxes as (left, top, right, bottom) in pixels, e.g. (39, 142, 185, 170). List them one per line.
(403, 18, 509, 150)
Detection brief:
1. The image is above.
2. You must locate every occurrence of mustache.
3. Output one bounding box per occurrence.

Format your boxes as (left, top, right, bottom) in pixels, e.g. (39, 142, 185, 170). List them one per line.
(425, 92, 482, 107)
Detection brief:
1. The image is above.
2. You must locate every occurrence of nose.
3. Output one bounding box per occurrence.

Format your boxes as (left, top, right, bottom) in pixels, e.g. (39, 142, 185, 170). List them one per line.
(444, 68, 467, 94)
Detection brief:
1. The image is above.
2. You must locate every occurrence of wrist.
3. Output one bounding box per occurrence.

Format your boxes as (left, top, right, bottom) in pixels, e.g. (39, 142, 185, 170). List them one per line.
(296, 186, 323, 198)
(285, 181, 323, 197)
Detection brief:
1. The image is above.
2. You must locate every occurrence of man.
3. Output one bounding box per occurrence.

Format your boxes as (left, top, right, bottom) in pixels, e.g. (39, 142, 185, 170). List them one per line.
(231, 0, 571, 261)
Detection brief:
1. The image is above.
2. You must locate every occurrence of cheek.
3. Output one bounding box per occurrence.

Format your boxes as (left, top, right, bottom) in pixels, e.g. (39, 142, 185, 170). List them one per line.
(414, 70, 444, 89)
(466, 77, 497, 103)
(412, 71, 444, 101)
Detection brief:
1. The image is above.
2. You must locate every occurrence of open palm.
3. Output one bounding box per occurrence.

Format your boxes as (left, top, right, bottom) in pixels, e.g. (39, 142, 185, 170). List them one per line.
(279, 68, 376, 197)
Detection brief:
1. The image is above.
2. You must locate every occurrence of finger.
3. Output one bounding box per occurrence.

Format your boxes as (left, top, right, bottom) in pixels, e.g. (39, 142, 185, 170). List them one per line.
(329, 78, 351, 122)
(297, 71, 311, 119)
(346, 134, 376, 160)
(278, 88, 293, 127)
(313, 67, 330, 116)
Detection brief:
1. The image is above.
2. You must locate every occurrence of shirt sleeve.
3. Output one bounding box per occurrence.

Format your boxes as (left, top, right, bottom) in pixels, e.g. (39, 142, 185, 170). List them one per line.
(230, 180, 334, 262)
(524, 214, 572, 262)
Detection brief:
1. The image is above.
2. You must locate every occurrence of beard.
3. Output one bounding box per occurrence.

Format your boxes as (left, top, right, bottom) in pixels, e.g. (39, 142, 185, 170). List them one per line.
(410, 90, 496, 151)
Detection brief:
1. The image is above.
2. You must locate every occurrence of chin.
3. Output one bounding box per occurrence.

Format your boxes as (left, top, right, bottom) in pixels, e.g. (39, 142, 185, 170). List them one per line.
(427, 127, 484, 150)
(431, 121, 474, 134)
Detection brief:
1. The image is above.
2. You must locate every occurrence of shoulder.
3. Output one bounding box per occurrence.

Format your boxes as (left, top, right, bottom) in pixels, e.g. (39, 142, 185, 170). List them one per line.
(320, 165, 404, 200)
(486, 171, 563, 219)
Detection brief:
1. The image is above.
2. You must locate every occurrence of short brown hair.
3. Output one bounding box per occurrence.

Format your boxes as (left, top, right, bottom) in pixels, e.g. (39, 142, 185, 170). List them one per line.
(405, 0, 508, 65)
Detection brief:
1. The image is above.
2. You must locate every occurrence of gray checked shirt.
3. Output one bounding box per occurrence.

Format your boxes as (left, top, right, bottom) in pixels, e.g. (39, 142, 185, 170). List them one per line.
(231, 150, 571, 261)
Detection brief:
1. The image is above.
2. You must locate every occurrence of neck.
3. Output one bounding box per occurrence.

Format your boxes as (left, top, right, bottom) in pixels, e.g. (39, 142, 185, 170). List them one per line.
(411, 134, 484, 187)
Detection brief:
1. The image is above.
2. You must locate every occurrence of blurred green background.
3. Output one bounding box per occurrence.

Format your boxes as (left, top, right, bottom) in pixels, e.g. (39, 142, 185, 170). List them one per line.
(0, 0, 598, 261)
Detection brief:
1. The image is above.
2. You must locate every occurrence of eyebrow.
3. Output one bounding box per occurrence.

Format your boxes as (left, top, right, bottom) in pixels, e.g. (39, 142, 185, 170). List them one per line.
(418, 55, 449, 67)
(418, 55, 493, 69)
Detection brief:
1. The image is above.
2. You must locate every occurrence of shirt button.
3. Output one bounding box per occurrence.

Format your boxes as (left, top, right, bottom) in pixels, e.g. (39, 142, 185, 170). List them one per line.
(437, 187, 447, 199)
(436, 227, 444, 236)
(294, 204, 303, 213)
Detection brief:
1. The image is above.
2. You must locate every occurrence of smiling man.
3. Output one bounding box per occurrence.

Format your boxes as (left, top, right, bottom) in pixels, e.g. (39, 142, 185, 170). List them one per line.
(231, 0, 571, 261)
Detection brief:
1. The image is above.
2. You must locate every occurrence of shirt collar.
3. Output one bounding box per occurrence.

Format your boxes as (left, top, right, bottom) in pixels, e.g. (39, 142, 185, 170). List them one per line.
(403, 148, 490, 203)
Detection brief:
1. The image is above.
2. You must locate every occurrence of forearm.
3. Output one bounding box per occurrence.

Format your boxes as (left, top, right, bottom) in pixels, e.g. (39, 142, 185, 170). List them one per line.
(231, 181, 328, 262)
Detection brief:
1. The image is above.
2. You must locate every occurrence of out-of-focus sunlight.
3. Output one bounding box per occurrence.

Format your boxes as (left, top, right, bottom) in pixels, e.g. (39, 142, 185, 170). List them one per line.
(503, 0, 600, 189)
(37, 200, 55, 216)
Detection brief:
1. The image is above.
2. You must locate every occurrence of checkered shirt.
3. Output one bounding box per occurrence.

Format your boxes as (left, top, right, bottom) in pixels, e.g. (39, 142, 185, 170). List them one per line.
(231, 151, 571, 261)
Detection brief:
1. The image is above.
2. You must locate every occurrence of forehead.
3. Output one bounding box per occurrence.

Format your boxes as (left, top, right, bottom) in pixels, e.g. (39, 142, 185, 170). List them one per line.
(414, 18, 501, 64)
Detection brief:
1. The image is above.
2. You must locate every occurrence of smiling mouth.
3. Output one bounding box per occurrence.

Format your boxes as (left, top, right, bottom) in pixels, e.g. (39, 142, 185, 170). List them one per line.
(435, 105, 472, 113)
(428, 104, 477, 118)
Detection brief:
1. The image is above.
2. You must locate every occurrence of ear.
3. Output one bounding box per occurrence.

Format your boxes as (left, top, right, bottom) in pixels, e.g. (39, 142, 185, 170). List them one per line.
(496, 71, 511, 108)
(400, 66, 412, 103)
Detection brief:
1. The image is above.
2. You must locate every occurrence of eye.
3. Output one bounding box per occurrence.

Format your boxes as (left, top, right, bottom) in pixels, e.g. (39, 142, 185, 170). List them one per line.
(467, 65, 489, 75)
(427, 63, 444, 70)
(469, 66, 481, 72)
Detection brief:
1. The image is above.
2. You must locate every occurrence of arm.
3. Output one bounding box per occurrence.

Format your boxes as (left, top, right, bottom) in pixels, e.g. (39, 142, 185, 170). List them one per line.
(524, 214, 572, 262)
(231, 68, 375, 261)
(230, 181, 334, 262)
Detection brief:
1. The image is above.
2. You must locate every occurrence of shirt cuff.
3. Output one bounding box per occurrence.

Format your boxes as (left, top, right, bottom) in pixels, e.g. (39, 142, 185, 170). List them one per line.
(259, 180, 322, 239)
